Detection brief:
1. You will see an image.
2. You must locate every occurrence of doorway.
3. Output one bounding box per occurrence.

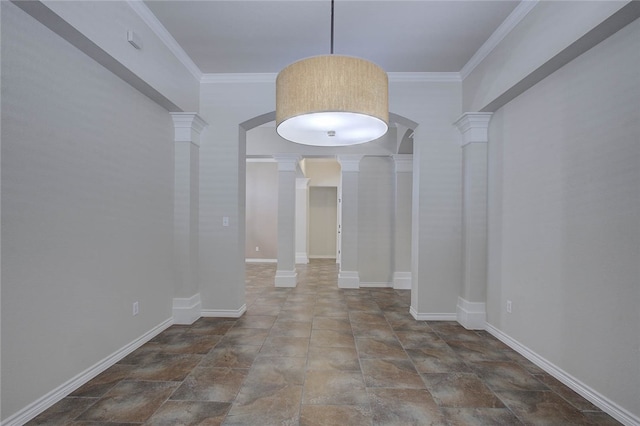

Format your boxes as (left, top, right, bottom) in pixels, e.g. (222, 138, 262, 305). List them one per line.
(308, 187, 338, 259)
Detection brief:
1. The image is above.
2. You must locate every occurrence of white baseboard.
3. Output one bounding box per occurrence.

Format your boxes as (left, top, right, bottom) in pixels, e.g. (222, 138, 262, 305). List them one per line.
(409, 306, 457, 321)
(456, 297, 486, 330)
(338, 271, 360, 289)
(275, 269, 298, 287)
(392, 272, 412, 289)
(201, 304, 247, 318)
(309, 255, 337, 259)
(245, 258, 277, 263)
(172, 293, 202, 325)
(360, 282, 393, 288)
(295, 252, 309, 264)
(1, 318, 173, 426)
(485, 323, 640, 426)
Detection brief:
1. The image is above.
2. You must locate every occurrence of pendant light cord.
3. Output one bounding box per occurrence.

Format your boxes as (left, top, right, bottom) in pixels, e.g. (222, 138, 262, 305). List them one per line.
(330, 0, 334, 54)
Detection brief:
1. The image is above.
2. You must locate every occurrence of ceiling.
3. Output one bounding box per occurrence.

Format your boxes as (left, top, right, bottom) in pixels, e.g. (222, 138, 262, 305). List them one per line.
(144, 0, 521, 74)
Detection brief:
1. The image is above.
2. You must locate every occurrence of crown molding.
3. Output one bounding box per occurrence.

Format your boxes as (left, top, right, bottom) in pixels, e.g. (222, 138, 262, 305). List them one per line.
(126, 0, 202, 81)
(460, 0, 539, 80)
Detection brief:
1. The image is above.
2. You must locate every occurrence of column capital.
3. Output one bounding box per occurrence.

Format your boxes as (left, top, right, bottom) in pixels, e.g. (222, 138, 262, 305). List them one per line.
(170, 113, 208, 144)
(296, 177, 311, 189)
(337, 155, 364, 172)
(392, 154, 413, 173)
(273, 154, 301, 172)
(453, 112, 492, 146)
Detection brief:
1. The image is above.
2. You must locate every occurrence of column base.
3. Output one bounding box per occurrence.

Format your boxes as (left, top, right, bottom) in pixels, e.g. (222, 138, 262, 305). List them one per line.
(172, 293, 202, 325)
(275, 269, 298, 287)
(392, 272, 412, 290)
(295, 252, 309, 264)
(338, 271, 360, 289)
(456, 297, 486, 330)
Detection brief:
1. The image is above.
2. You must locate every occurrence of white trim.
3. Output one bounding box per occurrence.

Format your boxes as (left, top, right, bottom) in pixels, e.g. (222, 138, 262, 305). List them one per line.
(455, 297, 486, 330)
(388, 72, 461, 83)
(460, 0, 539, 80)
(275, 269, 298, 288)
(245, 258, 277, 263)
(485, 323, 640, 426)
(1, 318, 173, 426)
(308, 255, 337, 259)
(201, 304, 247, 318)
(409, 306, 457, 321)
(360, 282, 393, 288)
(295, 252, 309, 264)
(338, 271, 360, 289)
(246, 157, 277, 163)
(392, 272, 412, 290)
(126, 0, 202, 80)
(172, 293, 202, 325)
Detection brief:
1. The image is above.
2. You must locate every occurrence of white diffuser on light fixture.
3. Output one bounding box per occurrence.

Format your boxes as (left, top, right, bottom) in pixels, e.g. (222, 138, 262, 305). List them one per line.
(275, 1, 388, 146)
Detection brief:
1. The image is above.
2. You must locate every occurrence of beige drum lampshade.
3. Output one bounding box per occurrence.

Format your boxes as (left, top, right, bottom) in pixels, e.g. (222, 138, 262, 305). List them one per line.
(276, 55, 388, 146)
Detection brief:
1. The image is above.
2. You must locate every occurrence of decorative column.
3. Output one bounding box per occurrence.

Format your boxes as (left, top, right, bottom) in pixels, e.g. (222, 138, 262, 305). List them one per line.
(295, 178, 310, 264)
(170, 113, 207, 324)
(392, 155, 413, 289)
(274, 154, 301, 287)
(337, 155, 363, 288)
(453, 112, 492, 330)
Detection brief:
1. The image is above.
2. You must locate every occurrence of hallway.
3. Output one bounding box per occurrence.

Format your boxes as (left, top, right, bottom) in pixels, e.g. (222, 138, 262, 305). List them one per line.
(29, 260, 618, 425)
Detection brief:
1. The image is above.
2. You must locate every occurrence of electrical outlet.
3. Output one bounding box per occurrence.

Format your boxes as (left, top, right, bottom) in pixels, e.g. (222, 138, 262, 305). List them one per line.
(133, 301, 139, 316)
(255, 246, 259, 252)
(222, 216, 229, 227)
(506, 300, 512, 314)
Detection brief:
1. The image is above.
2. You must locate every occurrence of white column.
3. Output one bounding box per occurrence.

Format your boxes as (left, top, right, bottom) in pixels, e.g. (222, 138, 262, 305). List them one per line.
(453, 112, 492, 330)
(295, 178, 310, 264)
(170, 113, 207, 324)
(392, 155, 413, 290)
(274, 154, 300, 287)
(337, 155, 363, 288)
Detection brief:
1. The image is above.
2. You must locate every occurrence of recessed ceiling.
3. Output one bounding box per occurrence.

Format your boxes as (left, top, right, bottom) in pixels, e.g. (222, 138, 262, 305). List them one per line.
(144, 0, 520, 74)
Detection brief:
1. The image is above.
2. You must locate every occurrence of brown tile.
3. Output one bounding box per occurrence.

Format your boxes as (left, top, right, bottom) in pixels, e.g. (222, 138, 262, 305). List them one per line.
(126, 353, 202, 381)
(428, 322, 483, 343)
(171, 367, 248, 402)
(395, 331, 443, 349)
(312, 317, 352, 331)
(233, 315, 276, 329)
(145, 400, 231, 425)
(351, 322, 397, 340)
(533, 373, 600, 411)
(581, 411, 622, 425)
(187, 318, 235, 335)
(307, 346, 361, 371)
(361, 359, 425, 389)
(384, 312, 433, 332)
(447, 340, 511, 363)
(145, 333, 221, 354)
(27, 397, 98, 425)
(300, 405, 372, 426)
(224, 384, 302, 425)
(200, 345, 260, 369)
(472, 361, 548, 392)
(270, 320, 312, 337)
(310, 328, 355, 348)
(303, 370, 369, 405)
(77, 381, 178, 423)
(441, 407, 523, 425)
(70, 364, 133, 398)
(496, 390, 592, 425)
(355, 337, 407, 359)
(259, 335, 310, 357)
(217, 328, 269, 347)
(368, 388, 446, 425)
(422, 373, 504, 408)
(406, 345, 471, 374)
(235, 356, 306, 403)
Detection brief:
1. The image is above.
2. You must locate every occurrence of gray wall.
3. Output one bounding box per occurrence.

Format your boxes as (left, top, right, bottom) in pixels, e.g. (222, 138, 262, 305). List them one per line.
(308, 187, 338, 258)
(245, 162, 278, 260)
(487, 17, 640, 416)
(1, 3, 174, 419)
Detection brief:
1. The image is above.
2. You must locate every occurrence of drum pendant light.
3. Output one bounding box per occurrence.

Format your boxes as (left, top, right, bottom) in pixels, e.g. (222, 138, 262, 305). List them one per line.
(276, 0, 388, 146)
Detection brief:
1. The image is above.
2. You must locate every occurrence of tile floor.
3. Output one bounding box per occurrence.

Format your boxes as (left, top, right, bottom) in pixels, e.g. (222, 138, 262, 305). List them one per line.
(28, 260, 620, 425)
